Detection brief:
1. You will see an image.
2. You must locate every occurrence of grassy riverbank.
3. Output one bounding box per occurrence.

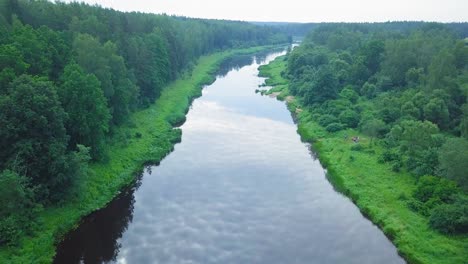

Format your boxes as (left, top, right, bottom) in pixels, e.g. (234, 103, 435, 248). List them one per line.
(259, 56, 468, 264)
(0, 46, 272, 264)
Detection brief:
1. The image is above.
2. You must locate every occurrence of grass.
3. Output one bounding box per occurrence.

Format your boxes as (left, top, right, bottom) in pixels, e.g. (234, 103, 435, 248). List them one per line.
(259, 55, 468, 264)
(0, 45, 274, 264)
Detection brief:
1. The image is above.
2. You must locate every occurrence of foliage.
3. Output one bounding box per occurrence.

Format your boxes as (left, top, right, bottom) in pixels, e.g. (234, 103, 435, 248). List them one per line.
(0, 75, 73, 201)
(339, 109, 360, 128)
(59, 62, 110, 159)
(429, 195, 468, 234)
(325, 122, 344, 132)
(438, 138, 468, 190)
(260, 25, 468, 263)
(0, 170, 37, 246)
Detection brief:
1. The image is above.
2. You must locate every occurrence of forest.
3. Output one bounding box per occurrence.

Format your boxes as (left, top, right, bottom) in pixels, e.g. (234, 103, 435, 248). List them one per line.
(284, 23, 467, 235)
(0, 0, 288, 247)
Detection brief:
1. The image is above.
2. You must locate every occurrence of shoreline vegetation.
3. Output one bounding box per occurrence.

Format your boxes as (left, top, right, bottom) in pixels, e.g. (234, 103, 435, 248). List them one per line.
(0, 45, 274, 264)
(258, 55, 468, 264)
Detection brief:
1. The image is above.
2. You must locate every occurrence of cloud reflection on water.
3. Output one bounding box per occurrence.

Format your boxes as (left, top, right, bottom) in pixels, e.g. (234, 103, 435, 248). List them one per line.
(54, 50, 404, 264)
(113, 52, 404, 264)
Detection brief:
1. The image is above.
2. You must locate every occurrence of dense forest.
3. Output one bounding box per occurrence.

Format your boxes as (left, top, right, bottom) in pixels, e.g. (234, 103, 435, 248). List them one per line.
(256, 21, 468, 41)
(284, 23, 467, 235)
(0, 0, 288, 246)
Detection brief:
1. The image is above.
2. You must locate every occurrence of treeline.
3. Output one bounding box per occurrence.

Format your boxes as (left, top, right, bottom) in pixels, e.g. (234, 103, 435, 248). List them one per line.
(285, 23, 467, 234)
(258, 21, 468, 39)
(0, 0, 287, 245)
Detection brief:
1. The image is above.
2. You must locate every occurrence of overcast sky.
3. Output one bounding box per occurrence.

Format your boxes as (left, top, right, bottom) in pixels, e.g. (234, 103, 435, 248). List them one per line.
(58, 0, 468, 23)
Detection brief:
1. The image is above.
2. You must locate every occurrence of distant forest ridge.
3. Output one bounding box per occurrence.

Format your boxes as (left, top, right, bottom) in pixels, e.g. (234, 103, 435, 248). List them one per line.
(251, 21, 468, 38)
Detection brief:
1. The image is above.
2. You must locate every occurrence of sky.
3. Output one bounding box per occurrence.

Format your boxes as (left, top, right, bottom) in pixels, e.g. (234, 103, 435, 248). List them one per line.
(58, 0, 468, 23)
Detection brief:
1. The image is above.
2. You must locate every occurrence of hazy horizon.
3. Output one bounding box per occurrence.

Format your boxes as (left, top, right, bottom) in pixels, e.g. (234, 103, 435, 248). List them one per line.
(57, 0, 468, 23)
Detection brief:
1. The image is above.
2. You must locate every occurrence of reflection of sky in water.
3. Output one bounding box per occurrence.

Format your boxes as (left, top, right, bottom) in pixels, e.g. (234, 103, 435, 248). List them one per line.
(70, 51, 404, 264)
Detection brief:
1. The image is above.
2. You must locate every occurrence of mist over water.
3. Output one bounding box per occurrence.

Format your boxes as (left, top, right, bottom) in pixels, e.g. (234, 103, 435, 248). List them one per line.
(54, 50, 405, 264)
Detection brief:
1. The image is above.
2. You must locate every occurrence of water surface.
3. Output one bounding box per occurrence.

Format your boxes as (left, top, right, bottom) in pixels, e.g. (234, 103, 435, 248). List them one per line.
(54, 50, 405, 264)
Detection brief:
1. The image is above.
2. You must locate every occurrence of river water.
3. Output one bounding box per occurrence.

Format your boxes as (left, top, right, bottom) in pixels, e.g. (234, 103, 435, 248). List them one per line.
(54, 49, 405, 264)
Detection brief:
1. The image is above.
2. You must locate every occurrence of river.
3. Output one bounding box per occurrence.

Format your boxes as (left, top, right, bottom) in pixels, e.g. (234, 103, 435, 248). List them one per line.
(54, 49, 405, 264)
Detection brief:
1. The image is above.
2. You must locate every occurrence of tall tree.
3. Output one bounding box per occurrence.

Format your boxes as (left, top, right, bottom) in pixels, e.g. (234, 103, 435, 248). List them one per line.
(0, 75, 71, 201)
(59, 62, 110, 159)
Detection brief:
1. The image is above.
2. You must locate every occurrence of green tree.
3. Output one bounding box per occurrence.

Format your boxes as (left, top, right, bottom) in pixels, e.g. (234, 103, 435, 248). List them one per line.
(127, 30, 171, 105)
(429, 195, 468, 234)
(401, 101, 420, 120)
(360, 40, 384, 75)
(438, 138, 468, 190)
(360, 82, 376, 98)
(390, 120, 441, 176)
(0, 44, 29, 89)
(427, 49, 457, 91)
(339, 109, 360, 128)
(9, 18, 52, 76)
(59, 62, 110, 159)
(303, 66, 338, 105)
(0, 75, 71, 201)
(72, 34, 113, 98)
(461, 103, 468, 139)
(361, 118, 386, 144)
(339, 86, 359, 103)
(423, 98, 449, 129)
(0, 170, 37, 246)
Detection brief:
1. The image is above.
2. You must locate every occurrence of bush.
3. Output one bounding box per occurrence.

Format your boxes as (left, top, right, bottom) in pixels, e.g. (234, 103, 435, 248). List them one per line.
(429, 196, 468, 234)
(438, 138, 468, 191)
(167, 112, 186, 126)
(325, 122, 344, 132)
(0, 216, 21, 246)
(339, 86, 359, 103)
(339, 109, 360, 128)
(350, 144, 363, 151)
(413, 175, 458, 203)
(391, 160, 403, 172)
(409, 175, 460, 216)
(318, 114, 338, 127)
(0, 170, 37, 246)
(378, 149, 401, 164)
(407, 148, 439, 177)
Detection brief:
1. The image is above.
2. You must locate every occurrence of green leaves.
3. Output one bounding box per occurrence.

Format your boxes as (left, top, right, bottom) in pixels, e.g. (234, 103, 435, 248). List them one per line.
(438, 138, 468, 191)
(59, 62, 110, 159)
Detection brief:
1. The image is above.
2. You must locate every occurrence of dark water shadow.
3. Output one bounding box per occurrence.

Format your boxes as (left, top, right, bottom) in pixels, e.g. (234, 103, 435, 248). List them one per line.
(53, 171, 145, 264)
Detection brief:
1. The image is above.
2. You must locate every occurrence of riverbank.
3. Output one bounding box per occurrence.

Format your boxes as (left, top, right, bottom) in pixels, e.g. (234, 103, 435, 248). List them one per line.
(0, 46, 275, 264)
(258, 56, 468, 264)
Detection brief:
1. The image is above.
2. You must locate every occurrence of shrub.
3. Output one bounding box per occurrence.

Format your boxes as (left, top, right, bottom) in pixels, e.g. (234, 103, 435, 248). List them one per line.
(413, 175, 458, 203)
(325, 123, 344, 132)
(0, 170, 37, 246)
(318, 114, 338, 127)
(378, 149, 401, 164)
(339, 86, 359, 103)
(167, 112, 186, 126)
(391, 160, 403, 172)
(0, 216, 21, 246)
(339, 109, 360, 128)
(438, 138, 468, 191)
(350, 144, 363, 151)
(429, 196, 468, 234)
